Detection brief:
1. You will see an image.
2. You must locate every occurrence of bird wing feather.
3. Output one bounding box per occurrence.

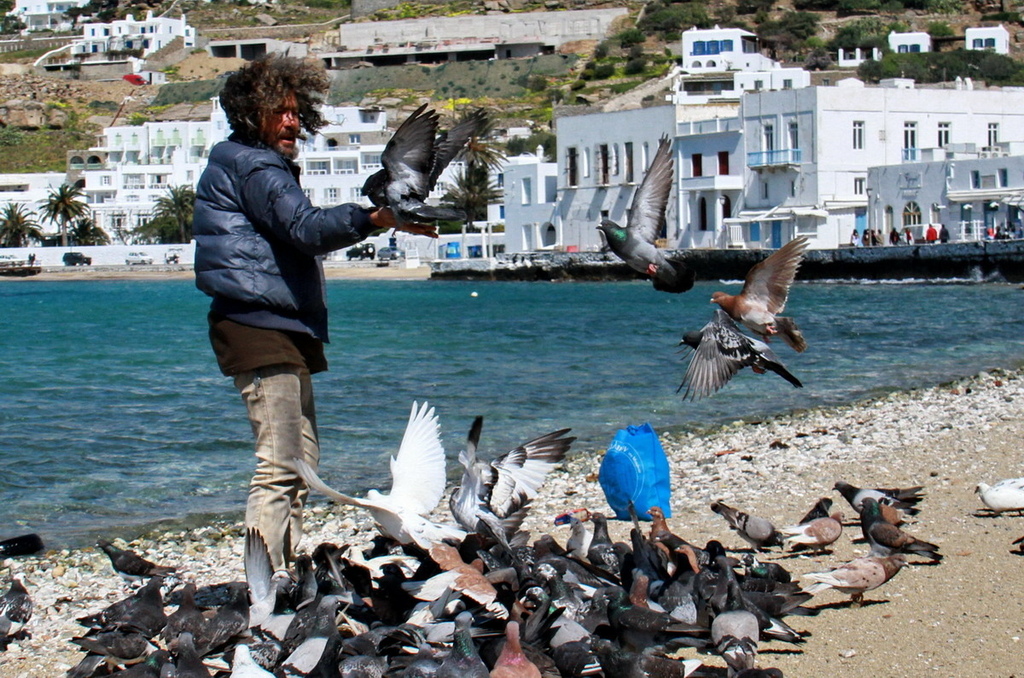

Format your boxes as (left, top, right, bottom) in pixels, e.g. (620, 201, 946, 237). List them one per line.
(626, 136, 673, 246)
(740, 236, 807, 315)
(388, 401, 448, 516)
(383, 104, 439, 202)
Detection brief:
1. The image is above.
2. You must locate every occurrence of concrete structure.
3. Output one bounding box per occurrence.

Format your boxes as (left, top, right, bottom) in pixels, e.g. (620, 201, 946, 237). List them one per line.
(35, 10, 195, 77)
(320, 8, 626, 68)
(675, 116, 745, 249)
(867, 146, 1024, 241)
(207, 37, 307, 60)
(499, 149, 558, 253)
(837, 47, 882, 69)
(680, 26, 775, 74)
(966, 25, 1010, 54)
(888, 31, 931, 54)
(7, 0, 88, 33)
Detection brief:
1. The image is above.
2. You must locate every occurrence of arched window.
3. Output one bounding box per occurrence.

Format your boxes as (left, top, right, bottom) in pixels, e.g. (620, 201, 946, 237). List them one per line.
(69, 156, 85, 170)
(902, 201, 922, 226)
(542, 223, 556, 248)
(691, 60, 702, 69)
(722, 195, 732, 219)
(884, 206, 894, 232)
(931, 203, 942, 223)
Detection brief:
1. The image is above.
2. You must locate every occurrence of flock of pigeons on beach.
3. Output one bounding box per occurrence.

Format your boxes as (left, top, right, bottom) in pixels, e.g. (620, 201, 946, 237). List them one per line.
(4, 106, 1024, 677)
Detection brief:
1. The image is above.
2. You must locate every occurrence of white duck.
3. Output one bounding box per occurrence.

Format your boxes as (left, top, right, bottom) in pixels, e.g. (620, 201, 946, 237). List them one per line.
(976, 477, 1024, 514)
(294, 401, 466, 549)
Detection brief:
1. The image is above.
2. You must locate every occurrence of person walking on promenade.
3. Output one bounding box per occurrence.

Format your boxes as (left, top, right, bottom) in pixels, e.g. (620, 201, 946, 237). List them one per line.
(925, 223, 938, 243)
(889, 228, 900, 245)
(192, 55, 436, 570)
(939, 224, 950, 243)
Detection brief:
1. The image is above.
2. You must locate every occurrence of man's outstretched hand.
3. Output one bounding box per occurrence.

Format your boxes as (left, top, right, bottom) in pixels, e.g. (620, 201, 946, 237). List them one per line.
(369, 208, 438, 238)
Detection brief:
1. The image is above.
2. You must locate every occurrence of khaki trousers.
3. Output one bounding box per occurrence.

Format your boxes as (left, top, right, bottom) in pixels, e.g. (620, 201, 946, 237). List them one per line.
(234, 364, 320, 570)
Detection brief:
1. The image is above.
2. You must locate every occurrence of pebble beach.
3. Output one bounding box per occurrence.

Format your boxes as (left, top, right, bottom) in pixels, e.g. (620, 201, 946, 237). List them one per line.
(3, 365, 1023, 676)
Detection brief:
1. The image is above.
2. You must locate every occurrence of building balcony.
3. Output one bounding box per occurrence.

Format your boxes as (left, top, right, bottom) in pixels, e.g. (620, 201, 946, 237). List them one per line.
(747, 148, 801, 168)
(679, 174, 744, 191)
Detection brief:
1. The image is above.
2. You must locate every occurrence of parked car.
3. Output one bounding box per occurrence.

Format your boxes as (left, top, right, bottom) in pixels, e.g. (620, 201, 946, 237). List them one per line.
(376, 246, 406, 262)
(63, 252, 92, 266)
(164, 247, 183, 265)
(125, 251, 154, 265)
(346, 242, 376, 260)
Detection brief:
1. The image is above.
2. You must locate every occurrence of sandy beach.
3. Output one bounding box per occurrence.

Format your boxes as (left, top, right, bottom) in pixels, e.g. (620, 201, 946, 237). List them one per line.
(2, 357, 1023, 674)
(7, 262, 432, 283)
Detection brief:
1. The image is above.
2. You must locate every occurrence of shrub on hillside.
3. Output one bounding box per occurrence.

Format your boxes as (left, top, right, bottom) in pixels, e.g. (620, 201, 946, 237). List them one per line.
(624, 58, 647, 75)
(617, 28, 645, 48)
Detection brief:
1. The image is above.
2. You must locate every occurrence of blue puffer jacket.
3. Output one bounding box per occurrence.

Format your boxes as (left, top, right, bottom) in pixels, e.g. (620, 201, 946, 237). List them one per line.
(193, 135, 375, 340)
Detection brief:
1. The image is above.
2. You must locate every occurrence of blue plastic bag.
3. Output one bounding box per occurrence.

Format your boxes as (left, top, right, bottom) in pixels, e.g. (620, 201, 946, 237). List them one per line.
(598, 422, 672, 521)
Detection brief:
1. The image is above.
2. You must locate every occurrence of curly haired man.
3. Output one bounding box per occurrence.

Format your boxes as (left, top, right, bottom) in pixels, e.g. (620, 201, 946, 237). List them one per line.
(193, 55, 435, 570)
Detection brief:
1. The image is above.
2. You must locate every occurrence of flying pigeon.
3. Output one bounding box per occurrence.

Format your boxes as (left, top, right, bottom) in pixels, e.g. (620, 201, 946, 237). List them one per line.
(975, 477, 1024, 514)
(596, 135, 695, 294)
(710, 501, 783, 551)
(450, 416, 574, 555)
(362, 104, 486, 227)
(802, 553, 908, 605)
(96, 539, 176, 586)
(677, 309, 802, 400)
(710, 236, 808, 352)
(295, 401, 467, 549)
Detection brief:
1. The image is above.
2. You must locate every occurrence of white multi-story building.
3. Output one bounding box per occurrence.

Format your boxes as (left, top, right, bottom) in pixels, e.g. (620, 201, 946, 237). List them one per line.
(499, 150, 559, 253)
(671, 26, 810, 105)
(7, 0, 88, 32)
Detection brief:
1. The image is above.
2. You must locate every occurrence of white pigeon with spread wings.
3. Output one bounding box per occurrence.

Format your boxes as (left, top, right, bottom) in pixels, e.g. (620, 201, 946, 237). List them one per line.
(295, 401, 466, 549)
(596, 135, 694, 294)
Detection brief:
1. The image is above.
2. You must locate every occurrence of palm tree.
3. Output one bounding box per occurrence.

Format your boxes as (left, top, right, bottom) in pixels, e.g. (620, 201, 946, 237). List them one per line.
(153, 184, 195, 244)
(70, 216, 111, 246)
(442, 165, 502, 224)
(0, 203, 44, 247)
(455, 108, 506, 174)
(41, 183, 89, 247)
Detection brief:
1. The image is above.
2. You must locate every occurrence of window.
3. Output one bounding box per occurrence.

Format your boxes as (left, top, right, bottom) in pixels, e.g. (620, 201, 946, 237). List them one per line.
(788, 120, 799, 150)
(903, 122, 917, 149)
(496, 173, 504, 188)
(854, 177, 865, 195)
(597, 144, 610, 185)
(334, 158, 358, 174)
(790, 179, 796, 197)
(349, 134, 361, 144)
(101, 175, 111, 186)
(582, 147, 591, 178)
(763, 123, 775, 152)
(302, 189, 313, 201)
(999, 168, 1008, 188)
(718, 151, 729, 175)
(692, 40, 706, 55)
(521, 177, 532, 205)
(898, 45, 909, 53)
(611, 144, 619, 177)
(852, 121, 864, 150)
(325, 187, 339, 203)
(988, 123, 999, 147)
(761, 181, 769, 199)
(566, 147, 578, 187)
(624, 142, 634, 183)
(721, 40, 733, 52)
(973, 39, 984, 48)
(902, 201, 922, 226)
(307, 160, 329, 175)
(985, 38, 996, 48)
(699, 197, 708, 231)
(938, 122, 950, 148)
(971, 170, 981, 189)
(349, 187, 362, 200)
(783, 79, 793, 89)
(691, 153, 703, 178)
(754, 79, 764, 91)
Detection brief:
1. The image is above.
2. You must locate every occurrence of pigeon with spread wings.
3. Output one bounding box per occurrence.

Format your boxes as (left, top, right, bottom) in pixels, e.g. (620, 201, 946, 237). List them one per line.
(362, 105, 487, 227)
(597, 136, 695, 294)
(711, 236, 808, 352)
(294, 401, 466, 549)
(677, 309, 802, 400)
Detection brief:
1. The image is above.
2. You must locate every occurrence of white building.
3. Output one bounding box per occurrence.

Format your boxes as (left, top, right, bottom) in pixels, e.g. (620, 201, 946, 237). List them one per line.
(0, 170, 67, 216)
(671, 26, 810, 105)
(500, 150, 558, 253)
(965, 25, 1010, 54)
(7, 0, 88, 33)
(867, 145, 1024, 241)
(888, 31, 931, 54)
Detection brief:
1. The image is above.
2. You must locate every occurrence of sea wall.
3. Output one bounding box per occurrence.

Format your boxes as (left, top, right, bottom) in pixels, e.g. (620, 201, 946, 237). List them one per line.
(429, 240, 1024, 283)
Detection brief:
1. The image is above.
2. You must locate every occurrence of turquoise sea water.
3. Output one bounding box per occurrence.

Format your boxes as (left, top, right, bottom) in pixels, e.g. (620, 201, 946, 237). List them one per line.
(2, 278, 1023, 548)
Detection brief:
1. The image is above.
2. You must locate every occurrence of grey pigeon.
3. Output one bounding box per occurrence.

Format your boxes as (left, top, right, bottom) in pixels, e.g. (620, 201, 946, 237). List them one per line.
(279, 595, 342, 675)
(436, 611, 489, 678)
(711, 609, 759, 676)
(0, 578, 32, 644)
(449, 416, 574, 556)
(710, 501, 783, 551)
(678, 309, 802, 400)
(362, 104, 485, 226)
(174, 631, 212, 678)
(76, 574, 166, 637)
(230, 643, 277, 677)
(70, 629, 155, 668)
(97, 539, 176, 586)
(833, 480, 924, 514)
(160, 582, 203, 651)
(596, 135, 695, 294)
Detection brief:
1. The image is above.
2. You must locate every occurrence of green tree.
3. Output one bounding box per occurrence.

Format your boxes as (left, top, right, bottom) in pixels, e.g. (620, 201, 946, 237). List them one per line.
(41, 183, 88, 247)
(0, 202, 44, 247)
(69, 216, 110, 246)
(153, 184, 196, 244)
(441, 165, 502, 225)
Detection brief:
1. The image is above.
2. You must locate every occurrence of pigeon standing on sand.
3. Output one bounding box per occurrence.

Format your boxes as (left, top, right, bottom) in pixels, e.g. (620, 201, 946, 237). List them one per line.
(0, 578, 32, 647)
(802, 553, 908, 605)
(860, 498, 941, 561)
(711, 501, 783, 550)
(362, 104, 486, 227)
(779, 510, 843, 552)
(596, 135, 695, 294)
(96, 539, 176, 586)
(295, 401, 467, 549)
(677, 309, 802, 400)
(975, 477, 1024, 514)
(710, 236, 808, 352)
(833, 480, 924, 514)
